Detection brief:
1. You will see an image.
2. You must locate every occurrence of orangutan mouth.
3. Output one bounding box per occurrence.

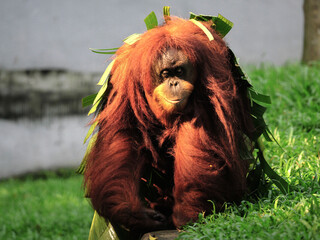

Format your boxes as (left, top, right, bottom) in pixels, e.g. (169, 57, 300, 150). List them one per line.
(164, 98, 185, 104)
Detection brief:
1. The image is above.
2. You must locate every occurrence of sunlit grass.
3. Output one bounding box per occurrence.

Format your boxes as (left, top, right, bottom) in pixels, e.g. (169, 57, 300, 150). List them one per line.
(0, 171, 93, 240)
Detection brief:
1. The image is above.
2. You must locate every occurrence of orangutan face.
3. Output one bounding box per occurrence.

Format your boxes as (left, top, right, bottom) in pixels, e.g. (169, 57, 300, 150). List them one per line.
(146, 48, 196, 121)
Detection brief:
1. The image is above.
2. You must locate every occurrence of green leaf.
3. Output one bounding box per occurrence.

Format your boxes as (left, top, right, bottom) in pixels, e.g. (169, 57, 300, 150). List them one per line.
(82, 94, 97, 108)
(75, 162, 86, 175)
(212, 14, 233, 38)
(190, 19, 214, 41)
(93, 81, 108, 106)
(84, 120, 99, 144)
(86, 60, 115, 116)
(264, 127, 285, 150)
(123, 33, 141, 45)
(88, 101, 99, 116)
(86, 59, 115, 115)
(189, 12, 212, 22)
(88, 211, 120, 240)
(189, 13, 233, 38)
(248, 88, 272, 104)
(97, 60, 115, 86)
(251, 116, 267, 141)
(262, 128, 273, 142)
(76, 133, 98, 175)
(144, 11, 158, 30)
(88, 82, 108, 116)
(257, 141, 290, 194)
(251, 101, 267, 118)
(189, 12, 196, 20)
(163, 6, 170, 17)
(89, 48, 119, 55)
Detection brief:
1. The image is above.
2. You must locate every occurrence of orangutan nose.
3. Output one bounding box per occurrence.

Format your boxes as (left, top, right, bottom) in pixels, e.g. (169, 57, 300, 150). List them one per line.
(169, 79, 179, 87)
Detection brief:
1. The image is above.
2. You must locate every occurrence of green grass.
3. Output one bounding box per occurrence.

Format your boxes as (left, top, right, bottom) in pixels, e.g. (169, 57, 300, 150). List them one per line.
(0, 170, 93, 240)
(0, 63, 319, 239)
(178, 62, 320, 239)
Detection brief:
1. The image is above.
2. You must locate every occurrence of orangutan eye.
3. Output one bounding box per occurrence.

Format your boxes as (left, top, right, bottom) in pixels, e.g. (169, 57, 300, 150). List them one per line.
(160, 70, 170, 79)
(175, 67, 184, 77)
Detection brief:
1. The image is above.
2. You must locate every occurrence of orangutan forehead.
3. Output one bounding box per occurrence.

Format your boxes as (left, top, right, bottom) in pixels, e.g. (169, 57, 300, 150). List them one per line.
(154, 49, 190, 73)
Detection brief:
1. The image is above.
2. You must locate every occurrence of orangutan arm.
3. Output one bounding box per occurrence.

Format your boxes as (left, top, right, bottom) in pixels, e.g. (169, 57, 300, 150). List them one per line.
(172, 121, 247, 227)
(85, 131, 167, 232)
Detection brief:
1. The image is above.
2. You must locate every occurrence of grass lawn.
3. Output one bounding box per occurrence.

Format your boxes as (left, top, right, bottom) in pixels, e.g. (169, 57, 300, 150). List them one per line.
(0, 170, 93, 240)
(0, 62, 319, 239)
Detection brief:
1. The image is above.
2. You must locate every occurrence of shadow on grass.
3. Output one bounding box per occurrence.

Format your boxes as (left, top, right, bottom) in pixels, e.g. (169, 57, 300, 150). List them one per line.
(1, 168, 78, 182)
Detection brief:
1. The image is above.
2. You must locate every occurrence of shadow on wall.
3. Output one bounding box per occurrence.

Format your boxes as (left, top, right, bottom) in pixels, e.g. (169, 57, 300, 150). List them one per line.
(0, 70, 100, 179)
(0, 69, 100, 119)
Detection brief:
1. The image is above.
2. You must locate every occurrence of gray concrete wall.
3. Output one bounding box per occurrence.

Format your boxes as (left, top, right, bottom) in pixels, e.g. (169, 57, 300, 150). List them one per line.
(0, 116, 88, 178)
(0, 70, 99, 178)
(0, 70, 99, 118)
(0, 0, 304, 178)
(0, 0, 303, 73)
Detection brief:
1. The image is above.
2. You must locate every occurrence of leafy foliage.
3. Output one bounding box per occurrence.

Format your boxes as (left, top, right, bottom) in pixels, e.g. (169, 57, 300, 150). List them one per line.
(189, 13, 234, 38)
(144, 11, 158, 30)
(89, 48, 119, 55)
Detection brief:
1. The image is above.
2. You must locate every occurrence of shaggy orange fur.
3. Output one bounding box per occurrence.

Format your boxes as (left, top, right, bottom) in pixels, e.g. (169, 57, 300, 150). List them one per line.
(84, 17, 254, 236)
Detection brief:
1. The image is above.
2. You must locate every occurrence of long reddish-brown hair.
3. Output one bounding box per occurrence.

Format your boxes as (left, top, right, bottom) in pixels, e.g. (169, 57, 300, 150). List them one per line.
(94, 17, 250, 168)
(84, 17, 253, 230)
